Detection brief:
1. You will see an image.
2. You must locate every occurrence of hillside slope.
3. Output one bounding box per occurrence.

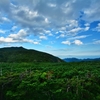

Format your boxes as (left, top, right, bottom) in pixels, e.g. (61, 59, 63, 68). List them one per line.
(0, 47, 63, 63)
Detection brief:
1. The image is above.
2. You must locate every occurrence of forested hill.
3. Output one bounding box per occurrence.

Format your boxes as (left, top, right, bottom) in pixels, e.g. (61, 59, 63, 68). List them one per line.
(0, 47, 63, 63)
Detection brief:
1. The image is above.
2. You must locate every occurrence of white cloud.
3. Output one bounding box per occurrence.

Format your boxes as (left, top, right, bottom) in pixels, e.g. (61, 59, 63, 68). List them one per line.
(68, 35, 89, 40)
(73, 40, 83, 45)
(0, 29, 5, 34)
(56, 34, 65, 39)
(2, 17, 10, 22)
(0, 0, 100, 46)
(11, 26, 17, 31)
(22, 39, 40, 44)
(84, 27, 90, 31)
(60, 26, 66, 31)
(0, 36, 40, 44)
(0, 15, 10, 23)
(9, 29, 28, 39)
(44, 30, 53, 36)
(68, 20, 78, 28)
(67, 26, 89, 35)
(32, 41, 40, 45)
(0, 29, 40, 44)
(62, 39, 83, 45)
(94, 23, 100, 32)
(0, 37, 14, 43)
(39, 36, 47, 40)
(84, 23, 90, 27)
(83, 0, 100, 22)
(55, 32, 59, 34)
(44, 18, 49, 24)
(48, 3, 56, 7)
(0, 0, 98, 26)
(0, 0, 93, 36)
(62, 40, 71, 45)
(57, 25, 90, 38)
(68, 27, 82, 34)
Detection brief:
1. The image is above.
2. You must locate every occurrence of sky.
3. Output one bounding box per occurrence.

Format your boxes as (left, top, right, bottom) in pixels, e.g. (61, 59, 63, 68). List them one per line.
(0, 0, 100, 59)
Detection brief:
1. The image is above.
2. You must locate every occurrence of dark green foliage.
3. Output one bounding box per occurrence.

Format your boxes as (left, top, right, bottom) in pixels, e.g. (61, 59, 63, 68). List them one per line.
(0, 61, 100, 100)
(0, 47, 63, 63)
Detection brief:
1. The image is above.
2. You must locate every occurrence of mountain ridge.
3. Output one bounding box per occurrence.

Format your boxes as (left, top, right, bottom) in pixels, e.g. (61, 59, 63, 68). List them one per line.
(63, 57, 100, 62)
(0, 47, 63, 63)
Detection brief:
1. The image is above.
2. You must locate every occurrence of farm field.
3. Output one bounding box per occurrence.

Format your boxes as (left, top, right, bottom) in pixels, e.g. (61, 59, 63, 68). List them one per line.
(0, 61, 100, 100)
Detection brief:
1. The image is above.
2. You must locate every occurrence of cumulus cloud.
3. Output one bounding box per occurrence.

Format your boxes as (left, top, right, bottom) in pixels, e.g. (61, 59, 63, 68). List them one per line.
(39, 35, 47, 40)
(0, 37, 14, 43)
(57, 25, 90, 39)
(1, 1, 97, 22)
(67, 26, 90, 35)
(62, 39, 83, 45)
(9, 29, 28, 39)
(62, 40, 71, 45)
(0, 36, 40, 44)
(73, 40, 83, 45)
(68, 27, 82, 34)
(0, 0, 99, 45)
(0, 0, 93, 33)
(0, 29, 40, 44)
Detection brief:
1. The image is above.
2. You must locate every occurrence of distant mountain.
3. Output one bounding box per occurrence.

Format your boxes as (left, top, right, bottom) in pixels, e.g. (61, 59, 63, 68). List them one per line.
(63, 58, 100, 62)
(63, 58, 81, 62)
(0, 47, 63, 63)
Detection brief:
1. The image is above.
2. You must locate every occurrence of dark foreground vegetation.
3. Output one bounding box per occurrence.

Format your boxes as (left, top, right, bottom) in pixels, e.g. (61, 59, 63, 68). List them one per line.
(0, 61, 100, 100)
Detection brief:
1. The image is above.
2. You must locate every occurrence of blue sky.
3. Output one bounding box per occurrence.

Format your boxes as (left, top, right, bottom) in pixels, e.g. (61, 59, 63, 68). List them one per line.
(0, 0, 100, 59)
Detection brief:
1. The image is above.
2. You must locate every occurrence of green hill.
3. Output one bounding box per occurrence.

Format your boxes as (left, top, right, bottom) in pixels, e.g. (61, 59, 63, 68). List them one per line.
(0, 47, 63, 63)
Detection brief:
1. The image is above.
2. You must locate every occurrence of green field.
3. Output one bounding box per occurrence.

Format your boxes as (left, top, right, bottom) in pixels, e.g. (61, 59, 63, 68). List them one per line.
(0, 61, 100, 100)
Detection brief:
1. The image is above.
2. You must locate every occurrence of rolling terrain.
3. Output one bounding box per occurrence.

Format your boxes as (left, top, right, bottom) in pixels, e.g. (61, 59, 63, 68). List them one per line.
(0, 47, 100, 100)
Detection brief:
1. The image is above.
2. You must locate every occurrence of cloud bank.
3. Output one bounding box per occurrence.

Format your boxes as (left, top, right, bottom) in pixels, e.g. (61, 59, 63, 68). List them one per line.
(0, 0, 100, 44)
